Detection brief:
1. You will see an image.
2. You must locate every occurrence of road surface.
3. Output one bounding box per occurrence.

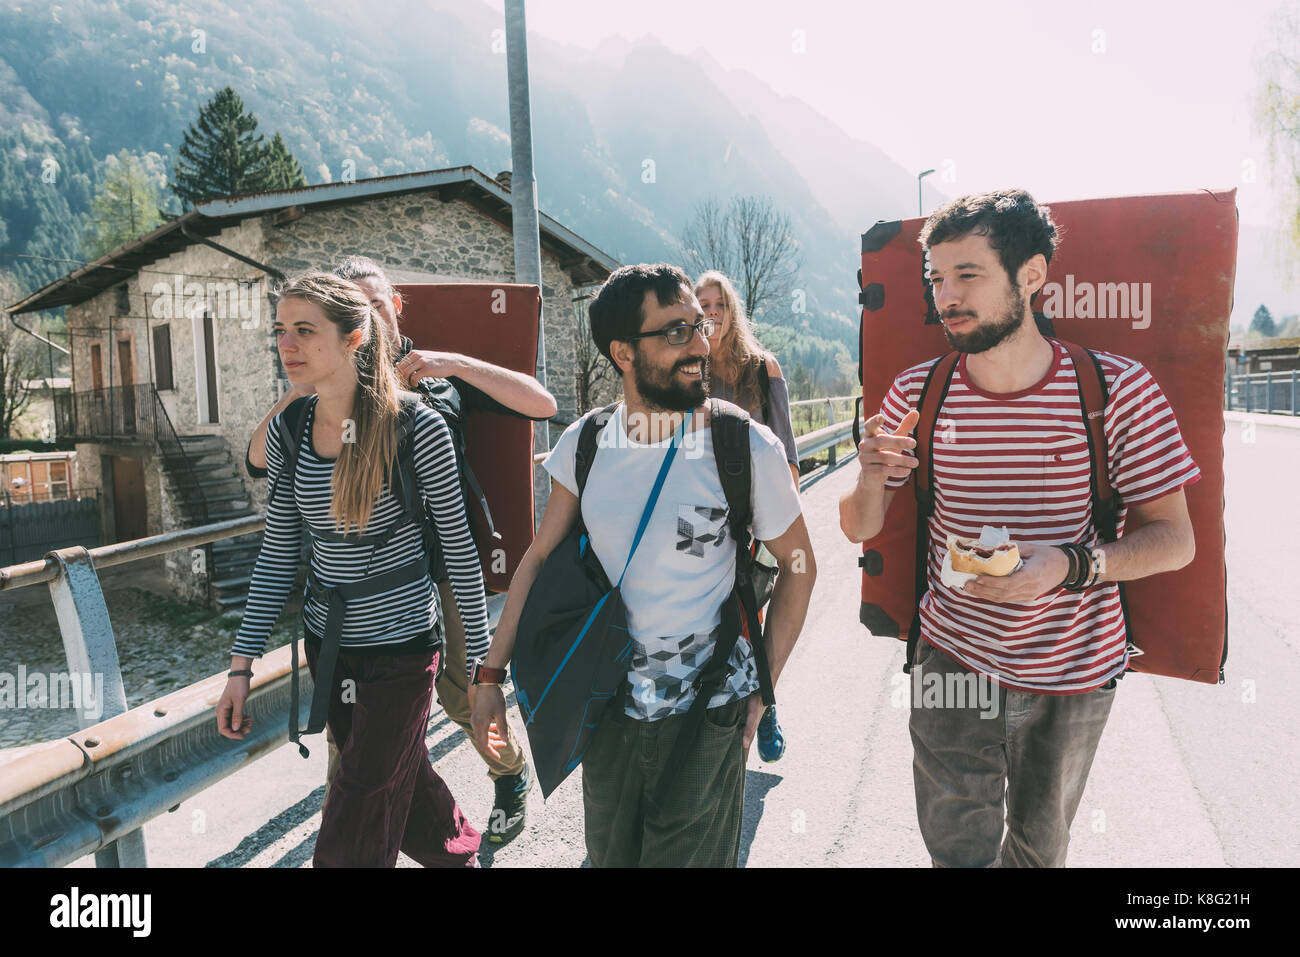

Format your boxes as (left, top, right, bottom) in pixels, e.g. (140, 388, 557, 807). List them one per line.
(70, 416, 1300, 867)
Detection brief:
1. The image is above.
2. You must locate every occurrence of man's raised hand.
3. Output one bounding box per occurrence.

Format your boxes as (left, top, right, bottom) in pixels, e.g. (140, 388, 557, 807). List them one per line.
(856, 409, 920, 488)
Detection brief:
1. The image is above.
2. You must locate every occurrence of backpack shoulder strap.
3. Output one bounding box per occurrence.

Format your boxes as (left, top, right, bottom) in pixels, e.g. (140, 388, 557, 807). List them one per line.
(1058, 339, 1118, 542)
(710, 398, 753, 536)
(708, 398, 775, 705)
(755, 355, 772, 423)
(269, 394, 313, 503)
(913, 352, 961, 518)
(575, 402, 619, 497)
(904, 352, 959, 674)
(393, 393, 437, 544)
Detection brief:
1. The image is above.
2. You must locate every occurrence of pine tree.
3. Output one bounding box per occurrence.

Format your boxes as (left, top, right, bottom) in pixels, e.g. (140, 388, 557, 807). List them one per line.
(259, 132, 308, 191)
(171, 88, 272, 206)
(1250, 304, 1278, 338)
(83, 150, 164, 258)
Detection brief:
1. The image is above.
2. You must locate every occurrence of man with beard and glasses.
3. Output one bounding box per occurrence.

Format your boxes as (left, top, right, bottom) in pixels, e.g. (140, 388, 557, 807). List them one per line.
(471, 263, 816, 867)
(840, 190, 1198, 867)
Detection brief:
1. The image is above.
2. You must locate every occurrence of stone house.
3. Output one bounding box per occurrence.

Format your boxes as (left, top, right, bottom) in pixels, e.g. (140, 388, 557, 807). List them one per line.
(7, 166, 618, 608)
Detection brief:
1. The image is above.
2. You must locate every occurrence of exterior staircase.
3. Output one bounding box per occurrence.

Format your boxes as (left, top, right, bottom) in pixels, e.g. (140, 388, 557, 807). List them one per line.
(156, 433, 262, 612)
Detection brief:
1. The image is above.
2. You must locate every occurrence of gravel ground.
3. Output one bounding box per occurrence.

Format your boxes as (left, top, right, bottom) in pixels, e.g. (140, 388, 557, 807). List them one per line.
(0, 557, 296, 749)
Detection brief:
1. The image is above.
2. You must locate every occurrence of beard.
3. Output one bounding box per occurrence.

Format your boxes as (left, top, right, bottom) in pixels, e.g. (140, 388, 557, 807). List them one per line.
(942, 285, 1027, 353)
(632, 348, 707, 412)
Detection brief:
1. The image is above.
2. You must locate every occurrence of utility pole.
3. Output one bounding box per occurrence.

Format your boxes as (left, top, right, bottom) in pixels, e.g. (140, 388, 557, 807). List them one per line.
(505, 0, 545, 389)
(505, 0, 550, 523)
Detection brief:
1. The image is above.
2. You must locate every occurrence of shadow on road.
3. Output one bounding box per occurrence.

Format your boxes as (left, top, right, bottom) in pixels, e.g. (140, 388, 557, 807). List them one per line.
(206, 785, 326, 868)
(739, 769, 783, 867)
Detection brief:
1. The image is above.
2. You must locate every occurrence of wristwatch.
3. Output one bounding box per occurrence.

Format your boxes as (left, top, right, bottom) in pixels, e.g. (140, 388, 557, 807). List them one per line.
(1091, 547, 1107, 578)
(471, 659, 507, 686)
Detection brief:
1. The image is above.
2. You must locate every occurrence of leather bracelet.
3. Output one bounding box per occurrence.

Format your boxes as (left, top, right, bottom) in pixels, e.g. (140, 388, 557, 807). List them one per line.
(1065, 543, 1095, 591)
(229, 669, 253, 679)
(1062, 542, 1081, 590)
(1056, 544, 1078, 589)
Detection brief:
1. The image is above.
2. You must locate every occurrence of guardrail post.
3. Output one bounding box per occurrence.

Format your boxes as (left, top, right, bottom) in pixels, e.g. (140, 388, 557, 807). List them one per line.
(45, 546, 148, 868)
(825, 400, 836, 467)
(1267, 371, 1274, 414)
(1224, 369, 1232, 411)
(1292, 370, 1297, 416)
(1245, 374, 1251, 413)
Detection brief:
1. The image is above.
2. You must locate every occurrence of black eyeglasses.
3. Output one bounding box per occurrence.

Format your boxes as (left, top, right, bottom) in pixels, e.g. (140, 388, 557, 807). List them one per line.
(625, 318, 715, 346)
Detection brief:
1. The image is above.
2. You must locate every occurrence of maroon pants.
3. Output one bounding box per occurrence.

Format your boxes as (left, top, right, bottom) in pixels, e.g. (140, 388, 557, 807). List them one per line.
(305, 642, 480, 868)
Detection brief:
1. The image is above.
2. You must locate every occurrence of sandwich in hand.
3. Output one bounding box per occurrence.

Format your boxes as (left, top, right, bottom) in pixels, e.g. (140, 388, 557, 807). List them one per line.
(946, 528, 1021, 577)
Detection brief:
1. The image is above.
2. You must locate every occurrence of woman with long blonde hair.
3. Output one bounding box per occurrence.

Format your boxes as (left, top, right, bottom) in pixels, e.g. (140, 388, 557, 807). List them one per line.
(216, 272, 487, 867)
(695, 270, 799, 763)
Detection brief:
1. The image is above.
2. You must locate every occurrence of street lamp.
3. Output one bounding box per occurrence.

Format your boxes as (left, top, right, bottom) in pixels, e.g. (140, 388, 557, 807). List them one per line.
(917, 169, 936, 217)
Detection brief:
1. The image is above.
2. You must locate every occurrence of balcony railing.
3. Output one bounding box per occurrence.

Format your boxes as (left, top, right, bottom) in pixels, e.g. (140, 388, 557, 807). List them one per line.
(54, 385, 160, 443)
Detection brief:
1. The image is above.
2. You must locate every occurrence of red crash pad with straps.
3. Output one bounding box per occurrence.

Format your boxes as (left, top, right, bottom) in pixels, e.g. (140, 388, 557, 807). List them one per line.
(856, 189, 1236, 684)
(396, 282, 541, 593)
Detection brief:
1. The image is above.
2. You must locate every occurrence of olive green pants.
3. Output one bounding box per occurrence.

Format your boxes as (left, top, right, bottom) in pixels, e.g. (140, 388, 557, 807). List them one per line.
(323, 581, 526, 798)
(581, 695, 748, 868)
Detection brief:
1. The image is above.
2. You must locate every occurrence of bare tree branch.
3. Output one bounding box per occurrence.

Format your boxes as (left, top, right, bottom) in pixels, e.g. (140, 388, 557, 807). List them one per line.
(572, 289, 616, 412)
(678, 195, 803, 324)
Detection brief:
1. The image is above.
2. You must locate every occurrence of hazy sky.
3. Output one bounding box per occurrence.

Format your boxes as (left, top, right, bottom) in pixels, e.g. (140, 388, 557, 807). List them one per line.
(489, 0, 1290, 229)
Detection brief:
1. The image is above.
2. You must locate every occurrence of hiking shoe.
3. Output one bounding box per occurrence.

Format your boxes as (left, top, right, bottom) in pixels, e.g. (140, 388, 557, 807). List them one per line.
(488, 764, 531, 844)
(757, 705, 786, 763)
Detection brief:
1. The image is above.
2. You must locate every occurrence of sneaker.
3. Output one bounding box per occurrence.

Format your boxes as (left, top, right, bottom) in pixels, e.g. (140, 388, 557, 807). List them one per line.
(488, 763, 531, 844)
(757, 705, 786, 763)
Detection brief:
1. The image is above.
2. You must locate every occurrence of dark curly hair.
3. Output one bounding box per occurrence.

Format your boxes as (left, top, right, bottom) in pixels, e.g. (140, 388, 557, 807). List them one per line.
(919, 189, 1060, 285)
(588, 263, 694, 374)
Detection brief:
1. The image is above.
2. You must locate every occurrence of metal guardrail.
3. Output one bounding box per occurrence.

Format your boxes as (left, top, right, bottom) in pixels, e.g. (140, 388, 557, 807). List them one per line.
(1224, 370, 1299, 416)
(533, 398, 861, 464)
(0, 413, 862, 868)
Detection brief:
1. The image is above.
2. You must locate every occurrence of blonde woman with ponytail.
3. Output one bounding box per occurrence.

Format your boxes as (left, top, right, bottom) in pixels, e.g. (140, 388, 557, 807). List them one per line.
(216, 273, 487, 867)
(695, 270, 800, 765)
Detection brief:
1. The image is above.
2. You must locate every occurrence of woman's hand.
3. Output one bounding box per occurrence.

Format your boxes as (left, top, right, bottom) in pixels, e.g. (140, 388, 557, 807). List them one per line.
(216, 676, 253, 740)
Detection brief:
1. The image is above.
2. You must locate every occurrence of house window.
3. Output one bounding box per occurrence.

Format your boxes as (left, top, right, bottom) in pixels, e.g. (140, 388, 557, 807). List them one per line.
(90, 344, 104, 392)
(48, 459, 71, 500)
(116, 284, 130, 315)
(153, 325, 174, 391)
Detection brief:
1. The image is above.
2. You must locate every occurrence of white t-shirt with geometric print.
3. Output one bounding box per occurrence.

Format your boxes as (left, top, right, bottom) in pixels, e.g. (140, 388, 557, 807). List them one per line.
(545, 403, 802, 720)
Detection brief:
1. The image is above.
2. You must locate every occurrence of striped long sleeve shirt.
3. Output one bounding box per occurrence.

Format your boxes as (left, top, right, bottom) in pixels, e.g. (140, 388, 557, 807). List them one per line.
(231, 396, 490, 675)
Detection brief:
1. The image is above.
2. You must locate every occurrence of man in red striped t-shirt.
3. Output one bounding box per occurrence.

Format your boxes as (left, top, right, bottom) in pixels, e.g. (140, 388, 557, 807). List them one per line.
(840, 189, 1198, 867)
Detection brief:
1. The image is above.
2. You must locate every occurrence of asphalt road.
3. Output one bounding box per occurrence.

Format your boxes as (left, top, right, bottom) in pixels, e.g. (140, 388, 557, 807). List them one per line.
(73, 416, 1300, 868)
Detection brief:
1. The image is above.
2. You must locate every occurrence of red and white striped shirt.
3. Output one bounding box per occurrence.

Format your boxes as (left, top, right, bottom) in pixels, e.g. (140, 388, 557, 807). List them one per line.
(880, 339, 1200, 694)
